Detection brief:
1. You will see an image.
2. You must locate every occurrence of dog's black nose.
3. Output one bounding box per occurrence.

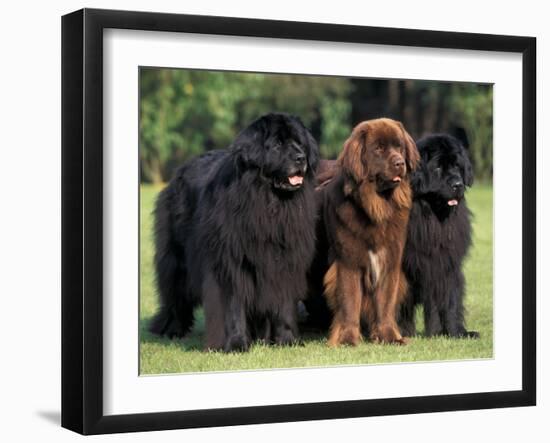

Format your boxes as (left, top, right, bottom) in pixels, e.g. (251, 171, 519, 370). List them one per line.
(451, 181, 464, 191)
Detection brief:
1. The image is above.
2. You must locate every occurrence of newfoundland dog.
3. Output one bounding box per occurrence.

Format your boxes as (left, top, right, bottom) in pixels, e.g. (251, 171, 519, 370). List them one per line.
(399, 134, 480, 338)
(149, 113, 320, 352)
(307, 118, 419, 346)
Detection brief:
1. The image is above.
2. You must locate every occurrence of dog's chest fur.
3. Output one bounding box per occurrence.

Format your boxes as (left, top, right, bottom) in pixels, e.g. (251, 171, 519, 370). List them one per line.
(326, 176, 412, 272)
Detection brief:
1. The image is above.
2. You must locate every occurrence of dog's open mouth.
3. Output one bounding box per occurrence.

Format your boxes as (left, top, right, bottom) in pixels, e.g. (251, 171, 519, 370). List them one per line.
(385, 175, 403, 187)
(376, 174, 404, 192)
(275, 168, 307, 192)
(287, 166, 307, 187)
(288, 174, 304, 186)
(447, 199, 459, 206)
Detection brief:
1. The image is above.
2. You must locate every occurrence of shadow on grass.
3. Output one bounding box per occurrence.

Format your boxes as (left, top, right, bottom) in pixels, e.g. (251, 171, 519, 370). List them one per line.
(140, 306, 482, 357)
(139, 308, 205, 351)
(140, 308, 329, 352)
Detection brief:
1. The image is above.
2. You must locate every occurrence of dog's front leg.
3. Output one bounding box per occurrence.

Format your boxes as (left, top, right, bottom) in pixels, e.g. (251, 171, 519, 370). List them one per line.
(203, 271, 251, 352)
(327, 264, 363, 346)
(371, 270, 408, 345)
(272, 298, 300, 346)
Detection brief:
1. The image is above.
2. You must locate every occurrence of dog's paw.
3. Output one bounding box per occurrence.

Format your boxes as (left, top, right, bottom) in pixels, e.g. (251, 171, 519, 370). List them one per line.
(451, 328, 480, 339)
(223, 335, 251, 353)
(274, 329, 301, 347)
(371, 325, 408, 345)
(328, 326, 362, 347)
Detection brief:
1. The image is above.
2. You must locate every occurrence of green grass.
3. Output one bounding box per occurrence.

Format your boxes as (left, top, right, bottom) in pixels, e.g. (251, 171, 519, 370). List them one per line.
(140, 184, 493, 374)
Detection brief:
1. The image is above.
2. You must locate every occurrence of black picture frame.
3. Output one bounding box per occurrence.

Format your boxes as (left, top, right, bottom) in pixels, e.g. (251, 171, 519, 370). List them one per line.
(61, 8, 536, 435)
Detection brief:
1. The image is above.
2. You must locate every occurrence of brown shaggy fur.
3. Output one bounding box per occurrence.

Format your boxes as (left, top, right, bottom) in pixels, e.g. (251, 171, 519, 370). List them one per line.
(322, 118, 419, 346)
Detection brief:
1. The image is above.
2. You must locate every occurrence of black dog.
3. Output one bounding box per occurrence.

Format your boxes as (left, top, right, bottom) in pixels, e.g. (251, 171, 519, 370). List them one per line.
(149, 113, 320, 352)
(399, 134, 479, 338)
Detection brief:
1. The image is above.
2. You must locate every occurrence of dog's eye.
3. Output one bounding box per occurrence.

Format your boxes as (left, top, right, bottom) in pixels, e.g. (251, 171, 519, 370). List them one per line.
(375, 145, 385, 153)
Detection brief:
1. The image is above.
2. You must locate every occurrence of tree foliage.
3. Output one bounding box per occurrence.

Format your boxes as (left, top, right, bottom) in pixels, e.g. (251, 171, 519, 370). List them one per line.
(139, 69, 492, 183)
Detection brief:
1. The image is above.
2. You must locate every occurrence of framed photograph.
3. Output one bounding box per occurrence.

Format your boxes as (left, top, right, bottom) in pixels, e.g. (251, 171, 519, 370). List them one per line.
(62, 8, 536, 435)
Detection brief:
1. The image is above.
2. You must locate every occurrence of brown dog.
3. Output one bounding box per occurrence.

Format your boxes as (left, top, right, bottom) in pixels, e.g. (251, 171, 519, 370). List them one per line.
(321, 118, 419, 346)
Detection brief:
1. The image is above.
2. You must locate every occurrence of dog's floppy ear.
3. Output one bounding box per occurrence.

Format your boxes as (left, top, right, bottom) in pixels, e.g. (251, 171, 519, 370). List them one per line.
(232, 117, 267, 169)
(397, 121, 420, 172)
(304, 129, 320, 174)
(463, 152, 474, 187)
(450, 134, 474, 187)
(338, 122, 368, 182)
(409, 157, 429, 195)
(291, 114, 320, 174)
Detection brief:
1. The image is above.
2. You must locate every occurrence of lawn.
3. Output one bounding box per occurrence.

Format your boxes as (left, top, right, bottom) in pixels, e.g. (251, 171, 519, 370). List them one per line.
(139, 184, 493, 374)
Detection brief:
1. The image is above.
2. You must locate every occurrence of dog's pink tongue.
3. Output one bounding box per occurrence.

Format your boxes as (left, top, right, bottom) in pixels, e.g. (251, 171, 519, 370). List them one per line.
(288, 175, 303, 186)
(448, 199, 458, 206)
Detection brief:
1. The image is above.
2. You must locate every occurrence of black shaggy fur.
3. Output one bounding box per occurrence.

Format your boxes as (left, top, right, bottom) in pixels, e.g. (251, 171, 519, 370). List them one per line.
(149, 113, 320, 352)
(399, 134, 479, 338)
